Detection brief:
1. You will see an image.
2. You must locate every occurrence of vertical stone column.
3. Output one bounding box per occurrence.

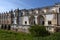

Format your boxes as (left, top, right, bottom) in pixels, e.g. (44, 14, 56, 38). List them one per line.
(3, 25, 5, 29)
(44, 15, 48, 26)
(0, 25, 1, 29)
(6, 25, 8, 30)
(35, 16, 38, 24)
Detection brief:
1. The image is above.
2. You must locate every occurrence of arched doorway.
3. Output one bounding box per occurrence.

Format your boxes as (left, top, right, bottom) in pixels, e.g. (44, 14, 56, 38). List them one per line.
(4, 25, 7, 30)
(29, 15, 35, 25)
(37, 15, 45, 25)
(1, 24, 3, 29)
(8, 25, 11, 30)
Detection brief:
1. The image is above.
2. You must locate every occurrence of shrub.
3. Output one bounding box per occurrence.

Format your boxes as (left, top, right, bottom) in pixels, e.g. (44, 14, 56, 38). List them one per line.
(29, 25, 50, 37)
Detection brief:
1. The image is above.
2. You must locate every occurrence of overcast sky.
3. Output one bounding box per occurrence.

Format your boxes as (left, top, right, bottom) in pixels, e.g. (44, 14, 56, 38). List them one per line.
(0, 0, 60, 12)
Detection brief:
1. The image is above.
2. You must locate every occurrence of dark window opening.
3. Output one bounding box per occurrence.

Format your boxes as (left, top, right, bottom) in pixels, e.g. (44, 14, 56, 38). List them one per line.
(42, 21, 44, 25)
(4, 25, 7, 30)
(48, 21, 51, 25)
(12, 21, 14, 24)
(34, 21, 36, 24)
(8, 25, 11, 30)
(59, 8, 60, 12)
(25, 21, 27, 24)
(1, 24, 3, 29)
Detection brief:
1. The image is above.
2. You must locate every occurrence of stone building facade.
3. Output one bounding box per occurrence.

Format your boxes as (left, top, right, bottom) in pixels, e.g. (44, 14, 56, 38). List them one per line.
(0, 3, 60, 33)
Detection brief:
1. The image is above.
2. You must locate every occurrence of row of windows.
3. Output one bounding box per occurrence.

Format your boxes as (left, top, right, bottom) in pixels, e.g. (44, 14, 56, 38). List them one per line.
(0, 20, 51, 25)
(24, 21, 51, 25)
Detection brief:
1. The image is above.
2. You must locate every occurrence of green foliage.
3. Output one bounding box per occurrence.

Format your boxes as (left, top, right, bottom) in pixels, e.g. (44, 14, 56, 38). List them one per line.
(0, 30, 32, 40)
(0, 29, 60, 40)
(29, 25, 50, 37)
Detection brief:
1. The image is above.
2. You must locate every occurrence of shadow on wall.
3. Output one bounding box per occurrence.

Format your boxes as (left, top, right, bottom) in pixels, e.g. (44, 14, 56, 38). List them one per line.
(1, 24, 11, 30)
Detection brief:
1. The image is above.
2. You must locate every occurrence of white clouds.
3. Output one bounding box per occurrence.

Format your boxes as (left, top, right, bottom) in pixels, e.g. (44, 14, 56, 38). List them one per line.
(0, 0, 33, 12)
(0, 0, 17, 12)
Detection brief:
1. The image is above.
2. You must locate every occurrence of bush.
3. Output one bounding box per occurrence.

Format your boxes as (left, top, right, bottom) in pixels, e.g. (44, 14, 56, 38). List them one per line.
(29, 25, 50, 37)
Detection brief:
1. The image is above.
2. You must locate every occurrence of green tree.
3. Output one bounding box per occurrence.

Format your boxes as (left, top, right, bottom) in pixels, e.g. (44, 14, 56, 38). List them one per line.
(29, 25, 50, 37)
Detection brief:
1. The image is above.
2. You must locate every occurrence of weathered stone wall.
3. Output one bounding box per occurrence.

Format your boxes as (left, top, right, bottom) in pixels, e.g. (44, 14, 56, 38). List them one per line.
(11, 25, 30, 33)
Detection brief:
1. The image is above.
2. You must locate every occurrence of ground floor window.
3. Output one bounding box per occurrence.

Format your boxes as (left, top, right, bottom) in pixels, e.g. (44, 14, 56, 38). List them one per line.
(25, 21, 27, 24)
(34, 21, 36, 25)
(48, 21, 51, 25)
(42, 21, 44, 25)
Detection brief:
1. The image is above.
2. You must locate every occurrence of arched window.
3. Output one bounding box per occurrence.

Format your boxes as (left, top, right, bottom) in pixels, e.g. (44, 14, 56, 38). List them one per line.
(29, 15, 35, 25)
(37, 15, 45, 25)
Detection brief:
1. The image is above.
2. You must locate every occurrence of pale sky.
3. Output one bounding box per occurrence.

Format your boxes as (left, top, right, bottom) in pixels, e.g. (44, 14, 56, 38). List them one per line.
(0, 0, 60, 13)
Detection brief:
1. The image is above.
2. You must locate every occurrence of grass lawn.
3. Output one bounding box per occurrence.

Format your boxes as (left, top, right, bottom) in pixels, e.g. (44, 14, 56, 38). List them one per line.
(0, 29, 60, 40)
(0, 30, 32, 40)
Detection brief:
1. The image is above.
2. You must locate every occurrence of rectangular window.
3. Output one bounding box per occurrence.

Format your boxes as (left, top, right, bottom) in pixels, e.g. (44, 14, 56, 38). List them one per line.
(25, 21, 27, 24)
(34, 21, 36, 24)
(42, 21, 44, 25)
(59, 8, 60, 13)
(48, 21, 51, 25)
